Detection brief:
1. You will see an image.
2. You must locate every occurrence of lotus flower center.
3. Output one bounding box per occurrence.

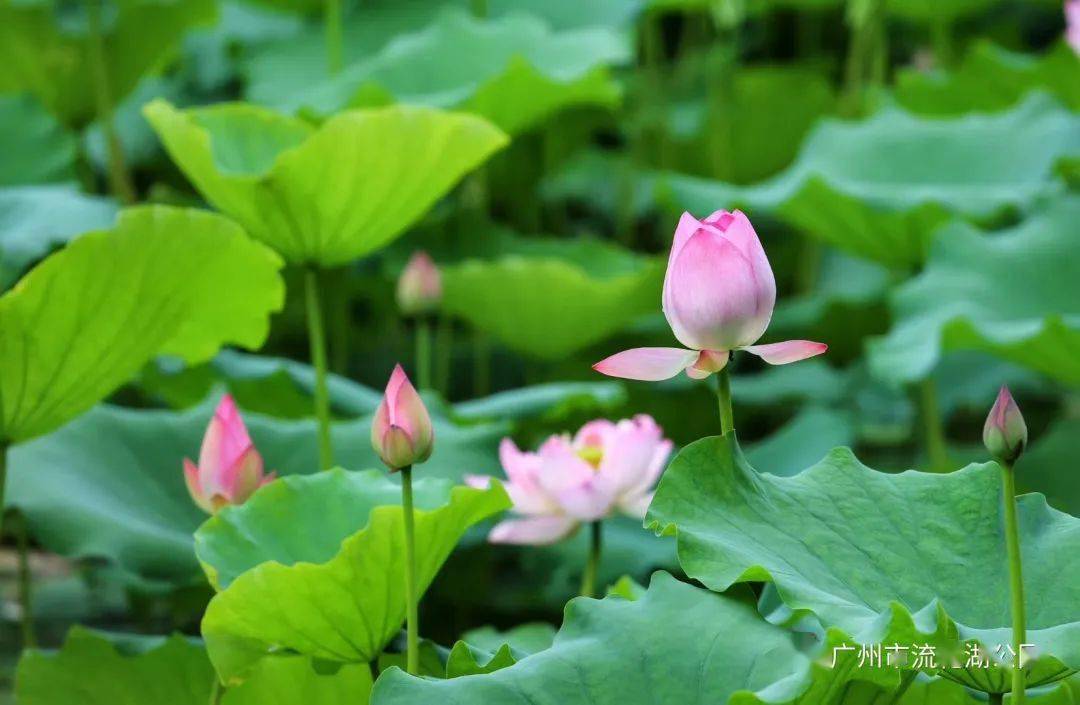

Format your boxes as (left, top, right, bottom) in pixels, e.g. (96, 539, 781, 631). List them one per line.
(577, 446, 603, 469)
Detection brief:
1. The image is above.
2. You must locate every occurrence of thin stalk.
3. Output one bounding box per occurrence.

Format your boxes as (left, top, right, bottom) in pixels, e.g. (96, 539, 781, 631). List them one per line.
(325, 0, 343, 74)
(1001, 461, 1027, 705)
(304, 268, 334, 470)
(209, 678, 225, 705)
(435, 315, 453, 396)
(16, 515, 35, 648)
(716, 366, 734, 435)
(416, 318, 432, 391)
(473, 332, 491, 398)
(918, 378, 949, 472)
(579, 521, 603, 598)
(86, 0, 135, 203)
(989, 693, 1003, 705)
(887, 670, 918, 704)
(400, 466, 419, 675)
(0, 444, 7, 546)
(841, 0, 886, 116)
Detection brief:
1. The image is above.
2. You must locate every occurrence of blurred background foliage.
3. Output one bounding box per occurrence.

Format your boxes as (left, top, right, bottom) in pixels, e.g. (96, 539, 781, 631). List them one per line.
(0, 0, 1077, 698)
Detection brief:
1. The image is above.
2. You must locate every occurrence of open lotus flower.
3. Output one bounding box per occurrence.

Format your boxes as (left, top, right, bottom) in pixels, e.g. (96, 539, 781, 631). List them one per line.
(984, 385, 1028, 464)
(184, 394, 275, 514)
(467, 415, 672, 545)
(594, 210, 826, 381)
(372, 364, 434, 471)
(397, 251, 442, 315)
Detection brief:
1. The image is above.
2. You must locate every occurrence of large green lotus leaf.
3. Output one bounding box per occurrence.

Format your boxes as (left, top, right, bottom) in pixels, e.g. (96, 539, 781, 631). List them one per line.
(453, 381, 626, 423)
(647, 435, 1080, 687)
(144, 100, 507, 266)
(0, 94, 77, 185)
(896, 42, 1080, 116)
(0, 185, 118, 289)
(868, 197, 1080, 385)
(0, 0, 216, 127)
(0, 205, 284, 442)
(440, 246, 664, 360)
(256, 9, 628, 136)
(658, 95, 1080, 267)
(373, 571, 938, 705)
(7, 395, 506, 589)
(15, 626, 372, 705)
(196, 469, 509, 682)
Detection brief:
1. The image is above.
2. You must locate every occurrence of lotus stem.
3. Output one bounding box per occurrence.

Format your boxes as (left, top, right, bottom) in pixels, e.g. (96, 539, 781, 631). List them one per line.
(416, 318, 433, 391)
(435, 316, 453, 396)
(400, 466, 419, 675)
(841, 0, 886, 116)
(304, 268, 335, 470)
(716, 366, 734, 435)
(919, 378, 950, 472)
(325, 0, 343, 74)
(989, 693, 1004, 705)
(209, 678, 225, 705)
(473, 331, 491, 398)
(1001, 461, 1027, 705)
(86, 0, 135, 204)
(579, 520, 603, 598)
(16, 515, 35, 648)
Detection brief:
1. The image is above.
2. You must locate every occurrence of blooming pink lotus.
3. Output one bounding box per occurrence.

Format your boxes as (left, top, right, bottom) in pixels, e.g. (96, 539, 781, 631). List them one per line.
(1067, 0, 1080, 54)
(467, 415, 672, 545)
(372, 364, 434, 471)
(594, 210, 826, 381)
(184, 394, 275, 514)
(397, 251, 442, 315)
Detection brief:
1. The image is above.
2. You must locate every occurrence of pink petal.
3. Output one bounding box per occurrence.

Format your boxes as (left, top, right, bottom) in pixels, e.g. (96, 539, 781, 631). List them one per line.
(686, 349, 729, 380)
(488, 516, 579, 545)
(573, 419, 616, 451)
(557, 481, 614, 521)
(464, 474, 493, 489)
(593, 347, 699, 381)
(594, 415, 667, 498)
(184, 458, 213, 514)
(618, 489, 655, 519)
(743, 340, 828, 365)
(199, 394, 254, 489)
(534, 439, 596, 499)
(225, 446, 265, 504)
(667, 211, 705, 274)
(663, 230, 774, 351)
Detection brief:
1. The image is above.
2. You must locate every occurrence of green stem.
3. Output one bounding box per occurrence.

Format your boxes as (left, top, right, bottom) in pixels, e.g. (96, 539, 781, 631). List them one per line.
(325, 0, 343, 74)
(989, 693, 1004, 705)
(400, 467, 419, 676)
(435, 315, 453, 396)
(472, 331, 491, 398)
(209, 678, 225, 705)
(1001, 461, 1027, 705)
(416, 318, 432, 391)
(931, 16, 953, 68)
(86, 0, 135, 204)
(887, 670, 918, 704)
(579, 521, 602, 598)
(16, 514, 35, 648)
(841, 0, 886, 117)
(304, 268, 334, 470)
(918, 378, 949, 472)
(716, 366, 734, 435)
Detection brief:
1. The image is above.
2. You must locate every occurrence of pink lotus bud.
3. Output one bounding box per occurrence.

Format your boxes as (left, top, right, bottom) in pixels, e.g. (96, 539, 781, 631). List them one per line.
(594, 209, 826, 382)
(184, 394, 275, 514)
(396, 251, 442, 315)
(1067, 0, 1080, 55)
(983, 386, 1028, 464)
(371, 364, 434, 471)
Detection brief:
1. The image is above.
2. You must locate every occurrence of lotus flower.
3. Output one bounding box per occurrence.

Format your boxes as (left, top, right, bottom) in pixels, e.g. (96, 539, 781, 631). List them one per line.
(594, 210, 826, 381)
(397, 251, 442, 315)
(372, 364, 434, 471)
(467, 415, 672, 545)
(983, 386, 1028, 464)
(1068, 0, 1080, 54)
(184, 394, 275, 514)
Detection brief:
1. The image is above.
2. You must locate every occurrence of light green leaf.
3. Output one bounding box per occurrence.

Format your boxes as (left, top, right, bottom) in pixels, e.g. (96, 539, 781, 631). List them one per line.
(0, 0, 216, 127)
(196, 469, 510, 682)
(659, 95, 1080, 267)
(145, 100, 507, 266)
(440, 244, 664, 360)
(0, 185, 118, 289)
(453, 381, 626, 423)
(0, 205, 284, 442)
(460, 623, 556, 657)
(8, 395, 506, 589)
(0, 95, 77, 186)
(647, 435, 1080, 688)
(896, 42, 1080, 116)
(15, 627, 372, 705)
(271, 9, 628, 136)
(868, 197, 1080, 385)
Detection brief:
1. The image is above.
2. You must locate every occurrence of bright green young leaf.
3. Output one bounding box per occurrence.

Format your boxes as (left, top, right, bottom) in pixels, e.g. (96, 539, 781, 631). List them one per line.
(145, 100, 507, 266)
(0, 95, 77, 185)
(0, 0, 216, 127)
(196, 469, 509, 682)
(15, 626, 372, 705)
(0, 206, 284, 442)
(647, 435, 1080, 688)
(256, 9, 628, 136)
(895, 42, 1080, 115)
(868, 197, 1080, 385)
(8, 395, 506, 589)
(440, 245, 664, 360)
(659, 95, 1080, 267)
(0, 185, 118, 289)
